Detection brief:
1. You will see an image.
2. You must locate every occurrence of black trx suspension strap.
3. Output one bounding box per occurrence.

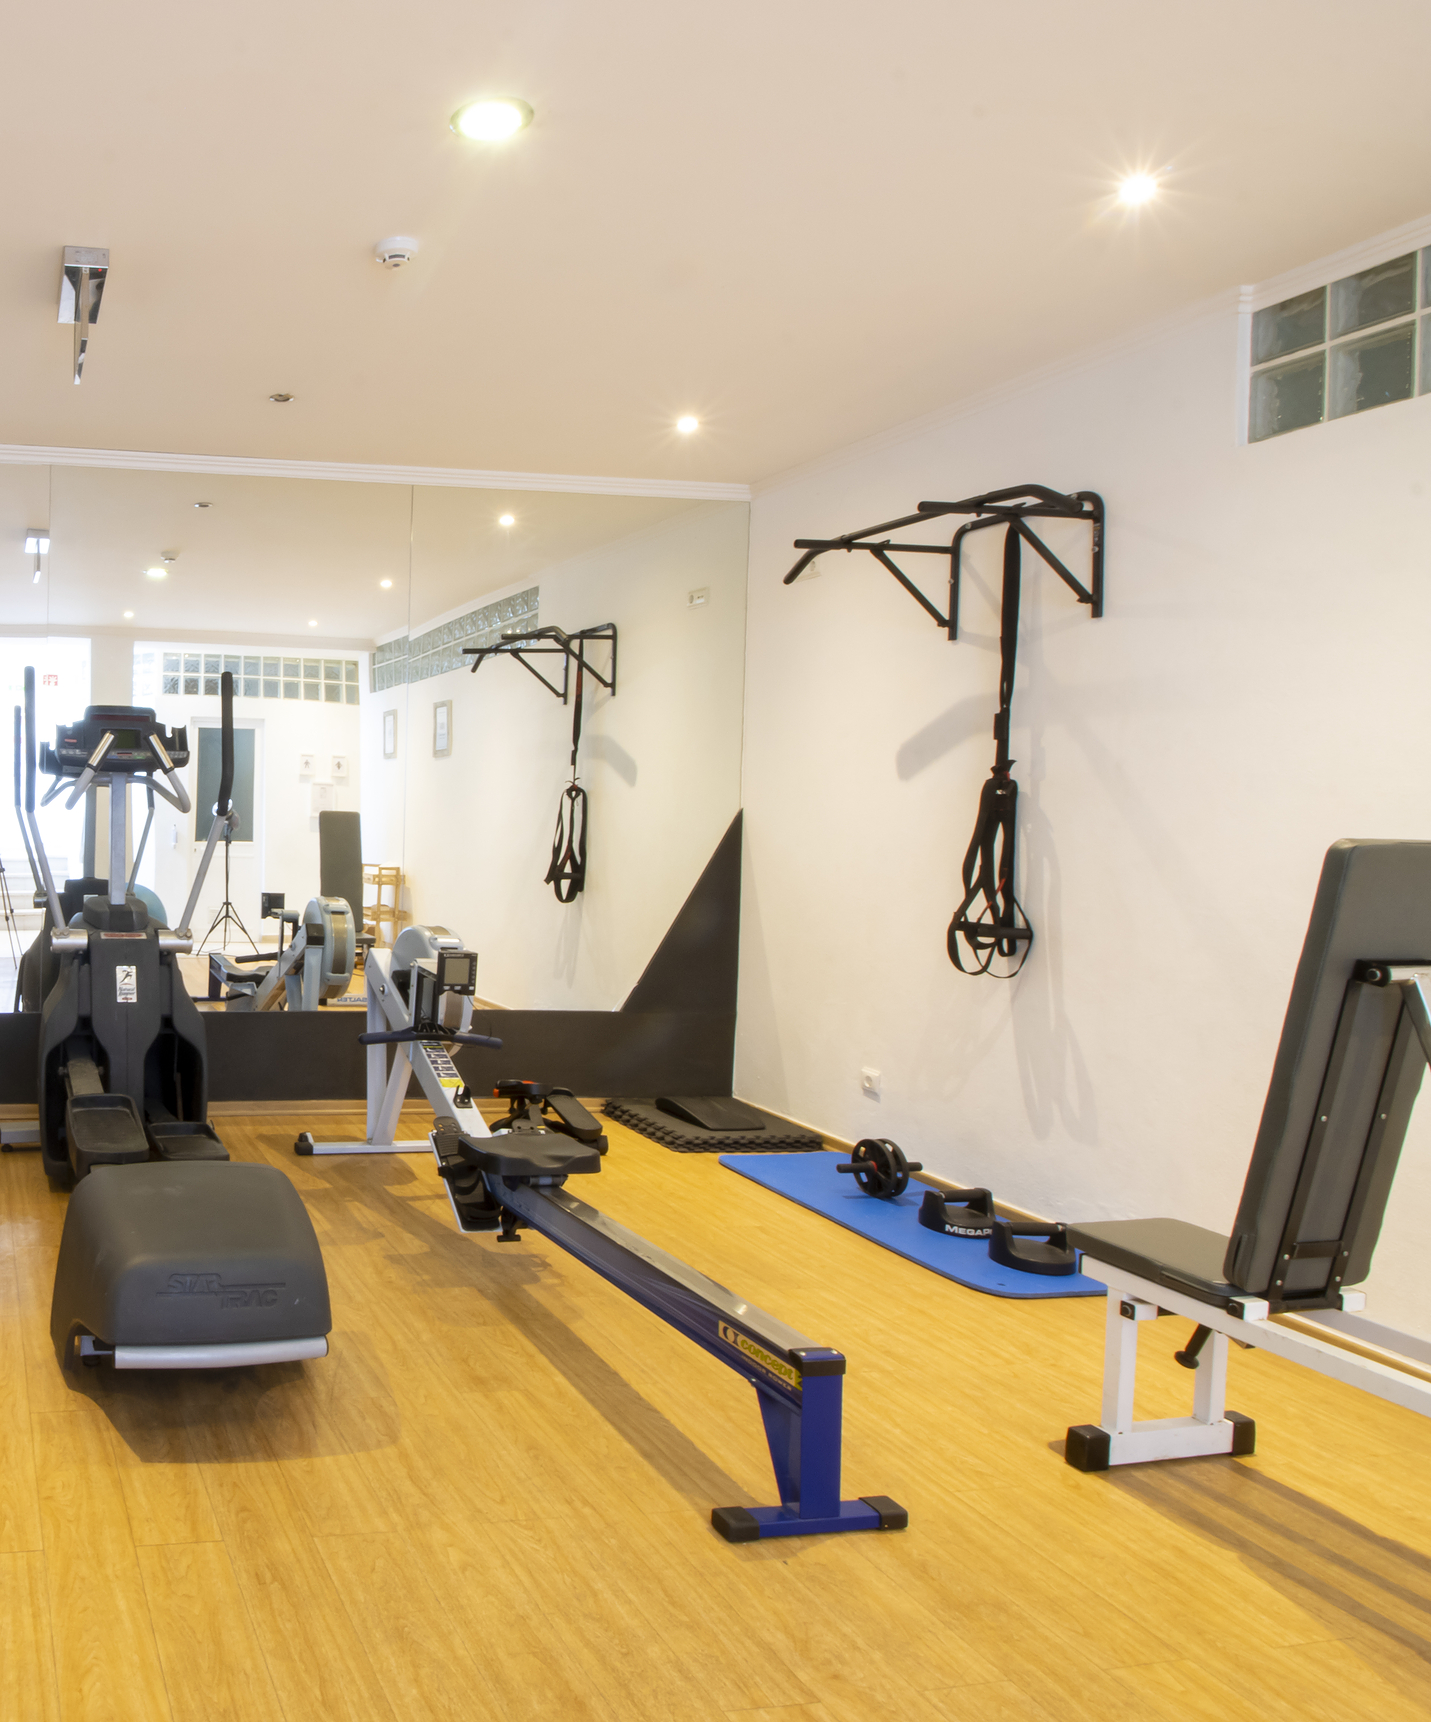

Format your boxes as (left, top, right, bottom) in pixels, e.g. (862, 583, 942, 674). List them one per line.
(464, 621, 618, 905)
(545, 651, 589, 903)
(781, 482, 1103, 979)
(946, 524, 1032, 977)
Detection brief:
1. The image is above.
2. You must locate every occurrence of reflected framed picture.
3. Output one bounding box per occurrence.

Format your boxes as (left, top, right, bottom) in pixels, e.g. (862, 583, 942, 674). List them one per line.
(383, 709, 397, 758)
(433, 699, 452, 758)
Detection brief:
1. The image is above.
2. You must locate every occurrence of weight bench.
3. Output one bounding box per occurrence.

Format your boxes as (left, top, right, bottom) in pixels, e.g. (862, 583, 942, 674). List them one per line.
(1065, 840, 1431, 1470)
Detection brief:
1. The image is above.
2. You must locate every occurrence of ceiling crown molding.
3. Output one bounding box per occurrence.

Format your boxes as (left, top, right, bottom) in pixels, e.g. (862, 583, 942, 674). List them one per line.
(0, 442, 751, 502)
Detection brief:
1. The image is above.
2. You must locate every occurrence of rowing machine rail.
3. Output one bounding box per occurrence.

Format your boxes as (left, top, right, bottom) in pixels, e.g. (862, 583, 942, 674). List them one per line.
(436, 1133, 906, 1543)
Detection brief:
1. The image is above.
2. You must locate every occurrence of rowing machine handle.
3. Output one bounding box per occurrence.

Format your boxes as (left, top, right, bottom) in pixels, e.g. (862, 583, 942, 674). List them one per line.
(217, 671, 234, 817)
(357, 1026, 504, 1050)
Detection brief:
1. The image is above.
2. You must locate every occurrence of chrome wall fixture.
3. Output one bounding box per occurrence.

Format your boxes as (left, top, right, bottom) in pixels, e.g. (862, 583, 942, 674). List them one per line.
(58, 246, 109, 383)
(24, 530, 49, 585)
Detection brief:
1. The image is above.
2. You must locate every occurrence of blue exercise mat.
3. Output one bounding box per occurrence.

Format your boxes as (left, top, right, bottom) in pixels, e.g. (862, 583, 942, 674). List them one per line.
(719, 1152, 1105, 1299)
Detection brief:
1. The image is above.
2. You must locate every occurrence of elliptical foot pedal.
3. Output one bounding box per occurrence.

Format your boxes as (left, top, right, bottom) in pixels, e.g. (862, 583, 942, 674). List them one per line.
(147, 1121, 229, 1162)
(66, 1093, 150, 1177)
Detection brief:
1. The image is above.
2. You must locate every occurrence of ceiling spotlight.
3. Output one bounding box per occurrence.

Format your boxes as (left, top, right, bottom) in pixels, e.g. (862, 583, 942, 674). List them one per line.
(123, 610, 134, 619)
(676, 415, 699, 435)
(308, 618, 318, 627)
(380, 578, 393, 589)
(194, 501, 211, 509)
(498, 513, 515, 527)
(1117, 173, 1159, 207)
(270, 392, 294, 403)
(145, 566, 167, 580)
(450, 98, 533, 141)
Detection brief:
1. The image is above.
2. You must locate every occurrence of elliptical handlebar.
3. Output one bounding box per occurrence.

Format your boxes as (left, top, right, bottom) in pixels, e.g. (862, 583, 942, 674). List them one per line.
(13, 703, 42, 901)
(217, 672, 234, 818)
(20, 668, 67, 933)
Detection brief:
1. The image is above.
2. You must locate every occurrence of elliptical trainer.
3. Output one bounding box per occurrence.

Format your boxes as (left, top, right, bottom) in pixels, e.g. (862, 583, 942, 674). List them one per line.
(15, 667, 330, 1371)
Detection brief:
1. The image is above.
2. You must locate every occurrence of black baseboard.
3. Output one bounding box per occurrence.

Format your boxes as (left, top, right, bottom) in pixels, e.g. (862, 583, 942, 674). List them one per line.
(0, 1006, 735, 1105)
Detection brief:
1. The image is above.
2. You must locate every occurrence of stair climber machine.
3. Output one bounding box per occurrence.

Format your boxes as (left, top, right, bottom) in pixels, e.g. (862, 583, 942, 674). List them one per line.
(13, 668, 330, 1372)
(297, 933, 907, 1542)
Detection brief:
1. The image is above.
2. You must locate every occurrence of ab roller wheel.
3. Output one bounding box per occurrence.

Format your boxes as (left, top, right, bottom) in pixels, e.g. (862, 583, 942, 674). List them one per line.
(835, 1137, 923, 1200)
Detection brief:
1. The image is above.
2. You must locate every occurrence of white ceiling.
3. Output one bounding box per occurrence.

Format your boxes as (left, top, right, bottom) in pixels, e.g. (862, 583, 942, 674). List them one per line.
(0, 464, 702, 641)
(3, 1, 1431, 486)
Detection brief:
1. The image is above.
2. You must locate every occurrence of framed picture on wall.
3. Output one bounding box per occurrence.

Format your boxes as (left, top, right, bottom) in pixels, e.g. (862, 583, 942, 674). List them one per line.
(383, 709, 397, 758)
(433, 699, 452, 758)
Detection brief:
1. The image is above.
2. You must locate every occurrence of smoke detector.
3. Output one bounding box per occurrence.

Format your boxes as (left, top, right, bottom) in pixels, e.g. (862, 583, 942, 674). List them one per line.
(375, 236, 419, 269)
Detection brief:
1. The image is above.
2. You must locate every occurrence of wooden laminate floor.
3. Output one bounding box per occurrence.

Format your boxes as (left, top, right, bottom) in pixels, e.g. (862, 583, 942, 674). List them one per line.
(3, 1108, 1431, 1722)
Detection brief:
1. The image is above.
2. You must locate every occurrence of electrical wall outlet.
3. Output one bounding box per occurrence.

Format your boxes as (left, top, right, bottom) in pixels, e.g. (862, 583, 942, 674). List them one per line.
(860, 1067, 881, 1098)
(687, 587, 709, 608)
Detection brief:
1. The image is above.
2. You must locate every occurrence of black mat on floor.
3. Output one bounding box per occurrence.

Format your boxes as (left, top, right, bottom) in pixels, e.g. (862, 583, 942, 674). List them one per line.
(603, 1099, 824, 1153)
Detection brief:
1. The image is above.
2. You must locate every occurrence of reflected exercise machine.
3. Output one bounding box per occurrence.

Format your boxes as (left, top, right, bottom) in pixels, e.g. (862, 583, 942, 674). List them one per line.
(208, 891, 358, 1010)
(1064, 840, 1431, 1468)
(464, 622, 617, 902)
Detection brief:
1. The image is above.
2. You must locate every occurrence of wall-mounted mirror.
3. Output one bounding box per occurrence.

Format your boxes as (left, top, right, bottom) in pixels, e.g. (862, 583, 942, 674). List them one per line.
(0, 463, 413, 1009)
(0, 462, 749, 1022)
(402, 489, 749, 1011)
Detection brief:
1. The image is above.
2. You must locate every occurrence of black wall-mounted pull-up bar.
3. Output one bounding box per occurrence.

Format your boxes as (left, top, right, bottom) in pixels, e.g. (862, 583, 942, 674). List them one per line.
(784, 483, 1103, 637)
(785, 483, 1105, 979)
(465, 623, 618, 904)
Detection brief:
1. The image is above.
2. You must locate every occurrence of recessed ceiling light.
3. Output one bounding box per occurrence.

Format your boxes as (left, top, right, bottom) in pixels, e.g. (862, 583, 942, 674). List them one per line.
(380, 578, 393, 589)
(498, 513, 515, 527)
(194, 501, 211, 509)
(676, 415, 699, 434)
(122, 610, 134, 619)
(451, 98, 533, 141)
(308, 618, 318, 627)
(1117, 173, 1159, 207)
(270, 392, 294, 403)
(145, 566, 167, 580)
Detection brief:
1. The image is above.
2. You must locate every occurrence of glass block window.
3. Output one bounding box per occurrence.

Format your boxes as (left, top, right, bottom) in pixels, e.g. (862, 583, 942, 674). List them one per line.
(1250, 248, 1428, 441)
(371, 587, 539, 691)
(133, 645, 364, 706)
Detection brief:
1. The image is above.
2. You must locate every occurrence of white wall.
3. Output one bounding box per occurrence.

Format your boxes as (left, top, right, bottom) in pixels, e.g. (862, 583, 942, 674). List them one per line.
(737, 294, 1431, 1340)
(400, 502, 748, 1008)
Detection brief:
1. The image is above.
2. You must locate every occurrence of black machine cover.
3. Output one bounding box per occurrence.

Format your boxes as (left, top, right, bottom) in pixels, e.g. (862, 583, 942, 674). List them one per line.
(50, 1160, 331, 1362)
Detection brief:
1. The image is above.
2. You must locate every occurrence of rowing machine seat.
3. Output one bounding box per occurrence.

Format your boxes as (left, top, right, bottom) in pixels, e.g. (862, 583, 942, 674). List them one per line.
(449, 1125, 602, 1182)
